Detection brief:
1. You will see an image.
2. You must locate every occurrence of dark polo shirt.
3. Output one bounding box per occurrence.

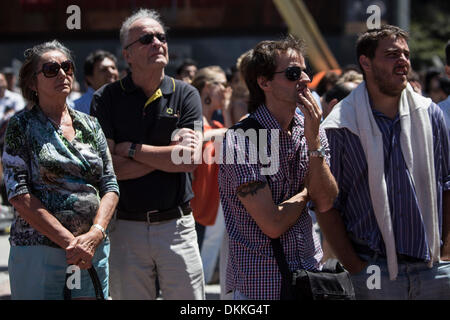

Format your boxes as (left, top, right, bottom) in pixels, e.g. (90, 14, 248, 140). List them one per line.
(90, 73, 202, 214)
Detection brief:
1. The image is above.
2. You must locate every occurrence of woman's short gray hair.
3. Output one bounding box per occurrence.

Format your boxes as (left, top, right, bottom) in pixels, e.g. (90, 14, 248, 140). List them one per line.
(119, 8, 166, 48)
(19, 40, 74, 104)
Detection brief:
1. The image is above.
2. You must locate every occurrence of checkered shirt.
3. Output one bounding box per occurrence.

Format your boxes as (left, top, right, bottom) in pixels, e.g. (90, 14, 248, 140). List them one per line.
(218, 105, 327, 300)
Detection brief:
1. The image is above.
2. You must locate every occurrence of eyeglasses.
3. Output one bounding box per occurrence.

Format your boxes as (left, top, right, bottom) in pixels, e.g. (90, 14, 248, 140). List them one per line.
(35, 60, 74, 78)
(124, 33, 167, 50)
(273, 66, 312, 82)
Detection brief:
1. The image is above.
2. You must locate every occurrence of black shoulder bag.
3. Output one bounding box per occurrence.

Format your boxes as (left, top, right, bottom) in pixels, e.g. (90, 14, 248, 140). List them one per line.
(271, 238, 355, 300)
(63, 266, 105, 300)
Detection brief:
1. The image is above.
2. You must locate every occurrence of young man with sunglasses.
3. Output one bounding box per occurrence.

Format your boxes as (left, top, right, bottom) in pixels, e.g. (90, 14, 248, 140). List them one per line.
(90, 9, 205, 300)
(218, 36, 338, 299)
(321, 25, 450, 299)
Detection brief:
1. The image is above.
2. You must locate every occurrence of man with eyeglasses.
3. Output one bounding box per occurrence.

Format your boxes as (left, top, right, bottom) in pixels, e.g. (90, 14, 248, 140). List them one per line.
(90, 8, 205, 300)
(218, 36, 338, 300)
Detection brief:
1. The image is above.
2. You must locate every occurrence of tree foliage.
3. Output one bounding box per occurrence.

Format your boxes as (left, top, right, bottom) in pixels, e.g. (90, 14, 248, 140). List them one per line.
(409, 0, 450, 71)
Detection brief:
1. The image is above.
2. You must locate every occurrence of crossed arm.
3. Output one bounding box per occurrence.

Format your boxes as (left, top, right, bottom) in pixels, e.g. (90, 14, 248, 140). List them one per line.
(108, 128, 202, 180)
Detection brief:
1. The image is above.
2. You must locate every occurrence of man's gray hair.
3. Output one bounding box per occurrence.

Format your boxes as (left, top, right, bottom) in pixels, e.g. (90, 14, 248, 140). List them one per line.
(119, 8, 166, 48)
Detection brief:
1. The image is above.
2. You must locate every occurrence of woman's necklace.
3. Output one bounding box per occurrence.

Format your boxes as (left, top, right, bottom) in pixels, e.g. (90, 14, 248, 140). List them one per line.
(47, 107, 69, 133)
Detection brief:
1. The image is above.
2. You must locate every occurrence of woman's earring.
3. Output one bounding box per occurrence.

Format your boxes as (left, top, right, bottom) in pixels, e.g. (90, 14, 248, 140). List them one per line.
(204, 96, 211, 105)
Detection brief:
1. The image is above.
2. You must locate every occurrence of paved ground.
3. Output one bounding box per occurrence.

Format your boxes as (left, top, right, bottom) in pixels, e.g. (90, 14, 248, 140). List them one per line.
(0, 232, 221, 300)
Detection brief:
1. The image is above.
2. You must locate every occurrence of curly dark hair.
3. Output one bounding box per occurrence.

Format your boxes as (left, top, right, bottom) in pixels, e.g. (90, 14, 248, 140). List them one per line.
(356, 25, 409, 78)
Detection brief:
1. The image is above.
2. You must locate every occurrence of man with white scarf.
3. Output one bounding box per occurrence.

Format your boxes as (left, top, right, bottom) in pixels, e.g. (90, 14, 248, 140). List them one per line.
(319, 25, 450, 299)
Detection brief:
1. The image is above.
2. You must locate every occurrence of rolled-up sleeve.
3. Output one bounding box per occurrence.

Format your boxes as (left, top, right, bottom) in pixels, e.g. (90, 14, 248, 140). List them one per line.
(220, 130, 267, 194)
(2, 115, 30, 200)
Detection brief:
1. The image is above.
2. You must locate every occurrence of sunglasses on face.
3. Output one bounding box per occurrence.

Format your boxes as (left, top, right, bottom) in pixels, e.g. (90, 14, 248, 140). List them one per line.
(124, 33, 167, 50)
(35, 60, 74, 78)
(273, 66, 312, 82)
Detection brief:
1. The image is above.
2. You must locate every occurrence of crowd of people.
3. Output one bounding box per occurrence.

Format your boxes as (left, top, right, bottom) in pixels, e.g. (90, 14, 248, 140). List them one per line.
(0, 7, 448, 300)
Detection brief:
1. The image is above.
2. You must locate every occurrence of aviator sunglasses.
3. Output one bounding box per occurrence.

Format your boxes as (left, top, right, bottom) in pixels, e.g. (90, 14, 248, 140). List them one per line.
(273, 65, 312, 82)
(35, 60, 74, 78)
(124, 33, 167, 50)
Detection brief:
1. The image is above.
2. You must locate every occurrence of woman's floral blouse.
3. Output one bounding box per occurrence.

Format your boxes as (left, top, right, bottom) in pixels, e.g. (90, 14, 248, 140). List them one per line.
(2, 105, 119, 247)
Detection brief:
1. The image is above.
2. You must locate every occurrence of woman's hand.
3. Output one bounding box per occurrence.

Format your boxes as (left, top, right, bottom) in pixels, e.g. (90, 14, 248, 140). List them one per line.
(65, 228, 104, 269)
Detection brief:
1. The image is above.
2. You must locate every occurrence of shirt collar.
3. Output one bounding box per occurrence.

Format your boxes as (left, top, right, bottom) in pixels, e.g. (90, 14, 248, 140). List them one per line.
(119, 73, 175, 96)
(253, 104, 302, 131)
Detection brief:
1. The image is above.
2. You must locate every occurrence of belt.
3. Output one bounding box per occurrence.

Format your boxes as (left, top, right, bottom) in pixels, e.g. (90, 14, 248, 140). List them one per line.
(351, 241, 426, 264)
(117, 202, 192, 223)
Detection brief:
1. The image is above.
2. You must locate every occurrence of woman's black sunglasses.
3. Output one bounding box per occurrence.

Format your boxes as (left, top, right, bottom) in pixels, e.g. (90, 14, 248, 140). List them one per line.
(273, 66, 312, 82)
(35, 60, 74, 78)
(124, 33, 167, 50)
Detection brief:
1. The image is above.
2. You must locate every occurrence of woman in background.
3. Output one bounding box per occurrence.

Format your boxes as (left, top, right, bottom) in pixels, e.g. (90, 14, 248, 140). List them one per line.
(191, 66, 232, 284)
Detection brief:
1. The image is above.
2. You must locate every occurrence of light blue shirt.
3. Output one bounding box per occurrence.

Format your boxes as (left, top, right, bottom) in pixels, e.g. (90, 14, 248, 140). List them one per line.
(73, 87, 95, 115)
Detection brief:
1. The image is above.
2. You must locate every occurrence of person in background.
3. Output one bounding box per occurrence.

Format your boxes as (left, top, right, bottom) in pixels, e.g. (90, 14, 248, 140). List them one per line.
(175, 58, 198, 84)
(424, 67, 445, 103)
(0, 72, 25, 147)
(316, 70, 340, 97)
(3, 40, 119, 299)
(338, 69, 363, 85)
(1, 67, 21, 94)
(68, 79, 82, 103)
(438, 40, 450, 130)
(431, 75, 450, 104)
(228, 51, 251, 124)
(321, 81, 358, 119)
(0, 71, 26, 207)
(407, 69, 423, 95)
(74, 50, 119, 115)
(191, 65, 232, 285)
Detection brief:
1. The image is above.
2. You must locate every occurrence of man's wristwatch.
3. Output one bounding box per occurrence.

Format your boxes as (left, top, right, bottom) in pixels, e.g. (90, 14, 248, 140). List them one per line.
(308, 146, 328, 158)
(128, 143, 137, 159)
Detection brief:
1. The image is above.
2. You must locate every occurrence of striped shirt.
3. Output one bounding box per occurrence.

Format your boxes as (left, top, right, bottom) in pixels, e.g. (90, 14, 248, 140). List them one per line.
(325, 103, 450, 260)
(218, 105, 325, 300)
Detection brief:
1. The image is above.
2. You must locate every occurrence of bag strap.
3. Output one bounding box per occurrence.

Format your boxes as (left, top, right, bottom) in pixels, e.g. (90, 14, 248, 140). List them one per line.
(88, 267, 105, 300)
(64, 266, 105, 300)
(271, 238, 295, 300)
(233, 116, 294, 299)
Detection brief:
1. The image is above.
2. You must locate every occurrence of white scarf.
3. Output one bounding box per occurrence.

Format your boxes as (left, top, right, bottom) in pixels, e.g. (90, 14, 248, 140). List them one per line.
(321, 82, 440, 280)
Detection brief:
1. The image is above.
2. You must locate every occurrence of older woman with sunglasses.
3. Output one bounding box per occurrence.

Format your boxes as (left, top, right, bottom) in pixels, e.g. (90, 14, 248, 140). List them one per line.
(2, 40, 119, 299)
